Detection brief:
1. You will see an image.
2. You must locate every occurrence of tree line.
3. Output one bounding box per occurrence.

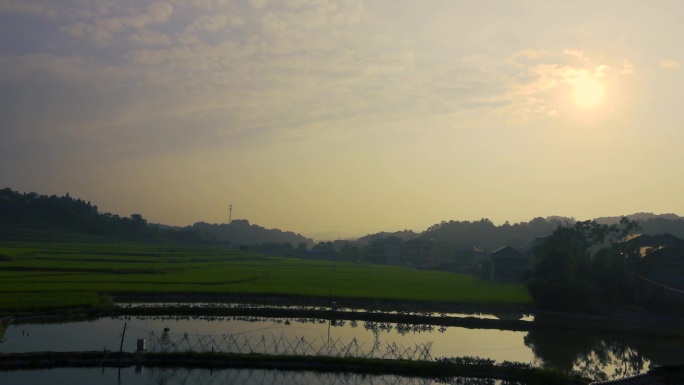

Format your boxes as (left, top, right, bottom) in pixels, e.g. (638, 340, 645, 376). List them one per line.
(0, 188, 313, 246)
(0, 188, 206, 243)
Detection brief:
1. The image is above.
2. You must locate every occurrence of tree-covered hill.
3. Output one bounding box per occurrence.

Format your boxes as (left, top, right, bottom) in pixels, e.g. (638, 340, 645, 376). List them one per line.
(359, 217, 567, 250)
(191, 220, 313, 247)
(0, 187, 206, 243)
(594, 213, 684, 238)
(359, 214, 684, 252)
(0, 188, 313, 246)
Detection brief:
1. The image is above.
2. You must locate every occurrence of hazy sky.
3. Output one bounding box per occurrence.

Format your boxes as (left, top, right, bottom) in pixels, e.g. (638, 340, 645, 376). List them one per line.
(2, 1, 684, 239)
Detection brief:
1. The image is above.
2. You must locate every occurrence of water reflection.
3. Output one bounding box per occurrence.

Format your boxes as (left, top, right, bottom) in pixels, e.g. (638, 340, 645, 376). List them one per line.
(0, 367, 506, 385)
(117, 303, 532, 322)
(524, 325, 684, 382)
(437, 378, 525, 385)
(0, 316, 531, 363)
(0, 317, 9, 346)
(149, 321, 434, 360)
(2, 315, 683, 381)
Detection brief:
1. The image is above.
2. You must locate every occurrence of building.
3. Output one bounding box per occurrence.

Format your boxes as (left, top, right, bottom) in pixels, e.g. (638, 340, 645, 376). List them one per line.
(489, 246, 529, 282)
(623, 233, 684, 256)
(368, 238, 402, 265)
(453, 247, 487, 266)
(637, 237, 684, 310)
(402, 238, 437, 267)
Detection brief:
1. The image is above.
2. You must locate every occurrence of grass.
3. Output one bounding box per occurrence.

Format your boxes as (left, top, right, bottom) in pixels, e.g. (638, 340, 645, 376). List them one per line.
(0, 239, 531, 313)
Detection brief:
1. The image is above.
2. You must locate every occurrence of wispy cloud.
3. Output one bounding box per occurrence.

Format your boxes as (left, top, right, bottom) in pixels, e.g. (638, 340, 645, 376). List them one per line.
(661, 60, 681, 69)
(564, 49, 588, 62)
(61, 2, 174, 46)
(2, 0, 684, 233)
(620, 60, 635, 75)
(128, 29, 172, 46)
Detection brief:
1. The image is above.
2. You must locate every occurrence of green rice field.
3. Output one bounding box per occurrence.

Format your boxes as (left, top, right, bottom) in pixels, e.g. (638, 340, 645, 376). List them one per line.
(0, 239, 531, 313)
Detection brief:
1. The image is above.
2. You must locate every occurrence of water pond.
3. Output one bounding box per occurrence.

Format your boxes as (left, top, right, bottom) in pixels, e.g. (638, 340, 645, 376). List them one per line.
(1, 316, 531, 362)
(1, 314, 684, 382)
(0, 367, 511, 385)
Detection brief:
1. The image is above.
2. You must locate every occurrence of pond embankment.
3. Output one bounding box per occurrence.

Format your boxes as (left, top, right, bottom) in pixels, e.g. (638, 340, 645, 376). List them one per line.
(105, 293, 684, 337)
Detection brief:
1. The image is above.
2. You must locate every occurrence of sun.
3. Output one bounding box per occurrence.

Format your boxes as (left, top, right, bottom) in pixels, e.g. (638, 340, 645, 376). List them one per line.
(572, 77, 605, 107)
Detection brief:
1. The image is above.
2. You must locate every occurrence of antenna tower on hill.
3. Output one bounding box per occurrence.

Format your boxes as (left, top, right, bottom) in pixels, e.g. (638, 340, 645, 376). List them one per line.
(229, 204, 233, 223)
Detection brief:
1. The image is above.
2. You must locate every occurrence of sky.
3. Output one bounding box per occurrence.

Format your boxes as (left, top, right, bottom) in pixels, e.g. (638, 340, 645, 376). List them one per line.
(2, 1, 684, 239)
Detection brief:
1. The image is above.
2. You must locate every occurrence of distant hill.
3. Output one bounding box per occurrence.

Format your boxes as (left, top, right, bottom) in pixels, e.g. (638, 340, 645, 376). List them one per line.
(358, 213, 684, 252)
(0, 187, 208, 243)
(593, 212, 683, 224)
(0, 188, 313, 246)
(359, 218, 567, 250)
(191, 220, 313, 247)
(358, 229, 421, 243)
(593, 213, 684, 239)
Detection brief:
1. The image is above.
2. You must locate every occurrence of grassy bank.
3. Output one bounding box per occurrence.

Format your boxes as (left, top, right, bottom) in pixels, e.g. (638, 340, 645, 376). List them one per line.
(0, 240, 531, 314)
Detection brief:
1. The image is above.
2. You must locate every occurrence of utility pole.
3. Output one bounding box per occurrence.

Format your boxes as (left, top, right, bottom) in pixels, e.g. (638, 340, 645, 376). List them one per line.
(119, 322, 127, 353)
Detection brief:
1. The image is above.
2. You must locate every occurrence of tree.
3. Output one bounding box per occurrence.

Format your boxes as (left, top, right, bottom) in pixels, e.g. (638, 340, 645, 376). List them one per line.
(527, 218, 641, 312)
(130, 214, 147, 226)
(340, 242, 361, 262)
(312, 241, 334, 252)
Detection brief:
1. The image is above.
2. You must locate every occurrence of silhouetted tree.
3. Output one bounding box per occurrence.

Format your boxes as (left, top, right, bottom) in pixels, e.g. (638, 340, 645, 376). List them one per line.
(527, 218, 640, 312)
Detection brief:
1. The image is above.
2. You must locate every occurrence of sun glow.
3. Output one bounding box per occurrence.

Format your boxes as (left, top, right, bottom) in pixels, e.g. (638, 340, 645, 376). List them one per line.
(572, 77, 605, 107)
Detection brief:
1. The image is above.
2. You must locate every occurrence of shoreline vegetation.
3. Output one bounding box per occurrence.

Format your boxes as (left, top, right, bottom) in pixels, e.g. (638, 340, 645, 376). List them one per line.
(0, 351, 589, 385)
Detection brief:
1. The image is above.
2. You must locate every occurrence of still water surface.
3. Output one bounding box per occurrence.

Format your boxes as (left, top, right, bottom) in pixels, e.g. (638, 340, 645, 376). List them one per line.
(0, 367, 508, 385)
(1, 316, 532, 362)
(2, 315, 684, 382)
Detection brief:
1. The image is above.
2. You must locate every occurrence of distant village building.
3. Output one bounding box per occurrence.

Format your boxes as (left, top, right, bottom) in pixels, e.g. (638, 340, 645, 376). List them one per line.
(368, 238, 402, 265)
(489, 246, 529, 282)
(402, 238, 437, 267)
(627, 233, 684, 310)
(453, 247, 487, 266)
(331, 240, 363, 252)
(623, 233, 684, 256)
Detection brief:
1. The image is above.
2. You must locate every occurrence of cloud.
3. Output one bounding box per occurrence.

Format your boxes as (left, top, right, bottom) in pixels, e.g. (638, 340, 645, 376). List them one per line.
(661, 60, 681, 69)
(128, 29, 172, 46)
(185, 13, 244, 32)
(564, 49, 588, 62)
(62, 2, 174, 46)
(620, 60, 634, 75)
(293, 7, 329, 28)
(249, 0, 271, 9)
(0, 54, 87, 81)
(363, 50, 416, 76)
(144, 2, 174, 24)
(260, 12, 290, 34)
(0, 1, 62, 19)
(508, 49, 550, 62)
(594, 64, 609, 78)
(504, 49, 629, 120)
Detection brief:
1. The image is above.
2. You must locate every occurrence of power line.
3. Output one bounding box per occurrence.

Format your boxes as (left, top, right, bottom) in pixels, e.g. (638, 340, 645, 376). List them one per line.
(638, 275, 684, 296)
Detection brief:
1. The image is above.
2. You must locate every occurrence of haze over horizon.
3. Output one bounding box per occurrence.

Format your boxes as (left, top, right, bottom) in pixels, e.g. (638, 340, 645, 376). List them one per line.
(2, 1, 684, 238)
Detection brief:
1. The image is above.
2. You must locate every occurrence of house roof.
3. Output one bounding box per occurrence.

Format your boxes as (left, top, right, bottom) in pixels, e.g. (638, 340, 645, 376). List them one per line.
(623, 233, 684, 248)
(490, 246, 524, 257)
